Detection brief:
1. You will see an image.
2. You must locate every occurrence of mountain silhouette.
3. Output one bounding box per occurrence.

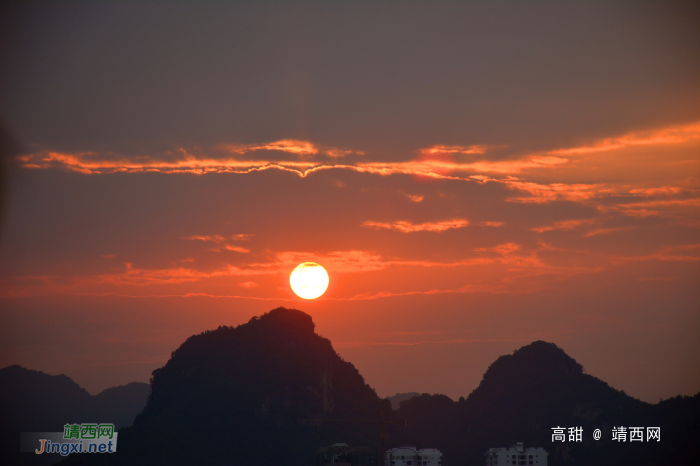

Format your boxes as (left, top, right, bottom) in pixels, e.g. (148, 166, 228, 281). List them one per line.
(386, 392, 420, 411)
(0, 365, 150, 466)
(62, 307, 392, 466)
(389, 341, 698, 466)
(10, 309, 693, 466)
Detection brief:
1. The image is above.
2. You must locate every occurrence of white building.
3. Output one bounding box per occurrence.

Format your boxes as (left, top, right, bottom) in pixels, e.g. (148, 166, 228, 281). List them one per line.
(485, 442, 547, 466)
(386, 446, 442, 466)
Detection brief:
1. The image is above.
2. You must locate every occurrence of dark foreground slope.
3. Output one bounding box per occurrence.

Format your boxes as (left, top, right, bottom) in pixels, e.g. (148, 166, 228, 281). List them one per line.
(63, 307, 391, 466)
(390, 341, 699, 466)
(0, 365, 150, 466)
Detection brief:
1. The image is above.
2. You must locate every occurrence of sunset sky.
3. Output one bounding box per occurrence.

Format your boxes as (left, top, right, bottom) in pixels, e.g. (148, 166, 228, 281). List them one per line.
(0, 1, 698, 404)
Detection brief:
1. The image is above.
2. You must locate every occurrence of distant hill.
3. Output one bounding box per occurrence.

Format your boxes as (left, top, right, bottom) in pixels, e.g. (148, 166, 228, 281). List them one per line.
(389, 341, 699, 466)
(92, 382, 152, 428)
(62, 307, 392, 466)
(0, 365, 150, 466)
(386, 392, 421, 410)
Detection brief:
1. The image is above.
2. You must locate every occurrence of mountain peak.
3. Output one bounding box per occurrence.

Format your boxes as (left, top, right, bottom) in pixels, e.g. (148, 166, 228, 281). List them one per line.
(480, 340, 583, 387)
(118, 307, 389, 466)
(0, 364, 89, 397)
(252, 306, 316, 333)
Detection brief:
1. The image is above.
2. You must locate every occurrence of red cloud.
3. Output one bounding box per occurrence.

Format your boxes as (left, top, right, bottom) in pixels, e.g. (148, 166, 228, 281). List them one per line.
(184, 234, 252, 253)
(362, 219, 469, 233)
(531, 219, 596, 233)
(222, 139, 318, 156)
(548, 121, 700, 156)
(611, 244, 700, 264)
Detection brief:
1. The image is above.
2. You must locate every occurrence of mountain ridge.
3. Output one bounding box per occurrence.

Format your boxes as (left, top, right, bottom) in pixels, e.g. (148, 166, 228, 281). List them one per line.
(2, 308, 696, 465)
(391, 340, 697, 465)
(84, 307, 391, 466)
(0, 365, 150, 466)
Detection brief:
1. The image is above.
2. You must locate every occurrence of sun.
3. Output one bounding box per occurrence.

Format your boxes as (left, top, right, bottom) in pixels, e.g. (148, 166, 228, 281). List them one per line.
(290, 262, 329, 299)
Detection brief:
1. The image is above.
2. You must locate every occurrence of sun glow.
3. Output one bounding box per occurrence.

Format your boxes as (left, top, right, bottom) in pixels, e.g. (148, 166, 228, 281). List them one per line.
(290, 262, 329, 299)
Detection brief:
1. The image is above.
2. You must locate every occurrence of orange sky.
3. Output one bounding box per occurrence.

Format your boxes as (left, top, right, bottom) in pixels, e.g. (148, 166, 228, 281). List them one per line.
(0, 1, 698, 403)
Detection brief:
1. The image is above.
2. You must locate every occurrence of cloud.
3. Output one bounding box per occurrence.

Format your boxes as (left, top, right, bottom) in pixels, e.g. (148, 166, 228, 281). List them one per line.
(606, 197, 700, 218)
(362, 219, 469, 233)
(357, 156, 569, 178)
(327, 148, 363, 158)
(611, 244, 700, 264)
(583, 227, 633, 237)
(184, 233, 251, 253)
(629, 187, 684, 196)
(6, 121, 700, 299)
(531, 219, 596, 233)
(420, 144, 491, 155)
(184, 235, 227, 242)
(1, 241, 608, 298)
(222, 139, 318, 156)
(334, 283, 505, 301)
(617, 208, 660, 218)
(270, 250, 390, 274)
(499, 179, 606, 203)
(15, 122, 700, 199)
(18, 150, 322, 175)
(7, 140, 569, 179)
(231, 234, 254, 241)
(224, 245, 250, 253)
(475, 243, 521, 254)
(547, 121, 700, 156)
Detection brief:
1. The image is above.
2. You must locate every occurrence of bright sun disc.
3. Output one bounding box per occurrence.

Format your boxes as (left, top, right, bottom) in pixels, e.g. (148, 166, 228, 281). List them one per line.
(290, 262, 329, 299)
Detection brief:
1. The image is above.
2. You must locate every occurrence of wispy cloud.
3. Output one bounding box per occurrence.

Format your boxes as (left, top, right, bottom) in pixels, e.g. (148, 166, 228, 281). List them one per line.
(224, 245, 250, 253)
(615, 197, 700, 217)
(498, 179, 606, 203)
(10, 142, 566, 179)
(584, 227, 633, 237)
(474, 242, 521, 254)
(184, 233, 252, 253)
(184, 235, 228, 242)
(531, 219, 596, 233)
(611, 244, 700, 264)
(16, 122, 700, 190)
(326, 148, 363, 158)
(362, 219, 469, 233)
(230, 234, 254, 241)
(405, 194, 424, 202)
(547, 121, 700, 156)
(333, 284, 505, 301)
(221, 139, 318, 156)
(420, 144, 491, 155)
(1, 241, 606, 298)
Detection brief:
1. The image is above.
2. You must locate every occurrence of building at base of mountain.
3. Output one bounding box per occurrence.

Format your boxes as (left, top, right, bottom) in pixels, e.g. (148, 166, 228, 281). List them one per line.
(486, 442, 547, 466)
(315, 443, 376, 466)
(386, 446, 442, 466)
